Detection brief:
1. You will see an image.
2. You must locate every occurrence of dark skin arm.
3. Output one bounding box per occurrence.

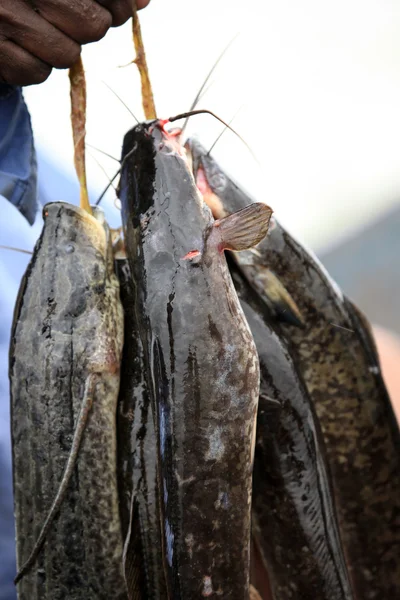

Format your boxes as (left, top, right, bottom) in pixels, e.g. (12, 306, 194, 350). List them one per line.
(0, 0, 151, 86)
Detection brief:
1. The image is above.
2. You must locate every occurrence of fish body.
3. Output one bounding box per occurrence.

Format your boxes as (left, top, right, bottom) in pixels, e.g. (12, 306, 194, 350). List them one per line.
(10, 202, 126, 599)
(231, 260, 354, 600)
(119, 122, 271, 599)
(116, 257, 165, 599)
(188, 138, 400, 599)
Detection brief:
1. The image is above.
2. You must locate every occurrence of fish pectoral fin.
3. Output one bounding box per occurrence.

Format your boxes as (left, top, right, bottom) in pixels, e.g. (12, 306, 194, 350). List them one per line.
(214, 202, 273, 251)
(259, 270, 304, 328)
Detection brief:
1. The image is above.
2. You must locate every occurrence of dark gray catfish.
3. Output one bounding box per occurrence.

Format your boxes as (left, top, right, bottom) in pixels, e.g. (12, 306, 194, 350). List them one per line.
(187, 138, 400, 600)
(119, 121, 271, 599)
(10, 202, 126, 599)
(229, 258, 354, 600)
(116, 257, 166, 599)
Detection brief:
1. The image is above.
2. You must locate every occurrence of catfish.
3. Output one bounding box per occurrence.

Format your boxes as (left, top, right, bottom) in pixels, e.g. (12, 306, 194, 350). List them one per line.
(116, 258, 166, 599)
(187, 137, 400, 600)
(119, 120, 272, 599)
(230, 259, 354, 600)
(10, 202, 126, 599)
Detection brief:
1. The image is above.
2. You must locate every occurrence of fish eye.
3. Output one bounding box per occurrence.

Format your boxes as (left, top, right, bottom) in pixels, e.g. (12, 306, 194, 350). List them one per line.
(65, 243, 75, 254)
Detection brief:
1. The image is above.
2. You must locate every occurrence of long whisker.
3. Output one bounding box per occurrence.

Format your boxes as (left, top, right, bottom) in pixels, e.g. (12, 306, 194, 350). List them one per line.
(208, 105, 244, 155)
(180, 34, 239, 138)
(0, 245, 32, 255)
(95, 146, 136, 206)
(95, 169, 121, 206)
(169, 109, 259, 164)
(86, 143, 119, 163)
(102, 81, 139, 123)
(197, 81, 214, 104)
(87, 151, 117, 192)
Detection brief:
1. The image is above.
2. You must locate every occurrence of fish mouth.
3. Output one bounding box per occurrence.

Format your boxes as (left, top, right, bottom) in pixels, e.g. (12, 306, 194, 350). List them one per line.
(120, 119, 187, 165)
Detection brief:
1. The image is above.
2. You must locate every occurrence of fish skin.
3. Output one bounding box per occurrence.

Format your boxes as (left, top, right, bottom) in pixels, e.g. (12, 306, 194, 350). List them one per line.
(187, 138, 400, 599)
(230, 259, 354, 600)
(116, 257, 166, 599)
(9, 202, 126, 600)
(119, 122, 267, 599)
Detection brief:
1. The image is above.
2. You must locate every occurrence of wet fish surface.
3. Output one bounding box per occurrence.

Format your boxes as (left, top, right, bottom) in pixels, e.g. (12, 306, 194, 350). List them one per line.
(119, 121, 271, 599)
(188, 138, 400, 600)
(116, 257, 166, 599)
(10, 202, 126, 600)
(231, 259, 354, 600)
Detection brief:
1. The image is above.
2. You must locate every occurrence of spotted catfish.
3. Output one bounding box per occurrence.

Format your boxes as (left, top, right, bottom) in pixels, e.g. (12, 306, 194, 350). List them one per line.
(230, 258, 354, 600)
(187, 138, 400, 600)
(10, 203, 126, 599)
(119, 121, 271, 599)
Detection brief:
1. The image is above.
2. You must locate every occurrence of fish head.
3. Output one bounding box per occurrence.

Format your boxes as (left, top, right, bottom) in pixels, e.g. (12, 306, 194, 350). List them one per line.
(38, 203, 113, 330)
(42, 202, 107, 256)
(119, 122, 213, 272)
(42, 202, 108, 279)
(119, 123, 271, 277)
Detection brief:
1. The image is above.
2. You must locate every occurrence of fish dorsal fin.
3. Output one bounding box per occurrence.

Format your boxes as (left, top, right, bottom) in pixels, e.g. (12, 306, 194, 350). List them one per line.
(214, 203, 272, 251)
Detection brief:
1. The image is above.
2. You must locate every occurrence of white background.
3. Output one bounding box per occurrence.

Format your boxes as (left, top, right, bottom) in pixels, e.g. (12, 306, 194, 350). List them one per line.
(24, 0, 400, 251)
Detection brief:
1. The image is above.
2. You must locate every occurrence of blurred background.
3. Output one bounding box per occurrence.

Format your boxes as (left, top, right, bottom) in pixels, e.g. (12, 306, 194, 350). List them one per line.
(19, 0, 400, 326)
(1, 0, 400, 595)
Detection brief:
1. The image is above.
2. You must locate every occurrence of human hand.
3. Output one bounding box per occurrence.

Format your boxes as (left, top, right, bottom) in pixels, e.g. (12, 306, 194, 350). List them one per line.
(0, 0, 151, 86)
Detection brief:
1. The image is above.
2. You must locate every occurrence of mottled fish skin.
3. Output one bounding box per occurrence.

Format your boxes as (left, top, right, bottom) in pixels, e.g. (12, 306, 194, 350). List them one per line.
(9, 202, 126, 600)
(188, 138, 400, 600)
(116, 258, 166, 599)
(230, 260, 354, 600)
(119, 122, 265, 599)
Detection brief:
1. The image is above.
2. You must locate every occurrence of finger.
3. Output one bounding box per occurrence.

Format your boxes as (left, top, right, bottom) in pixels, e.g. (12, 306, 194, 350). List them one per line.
(96, 0, 131, 27)
(30, 0, 112, 45)
(2, 4, 81, 68)
(95, 0, 151, 28)
(0, 38, 52, 85)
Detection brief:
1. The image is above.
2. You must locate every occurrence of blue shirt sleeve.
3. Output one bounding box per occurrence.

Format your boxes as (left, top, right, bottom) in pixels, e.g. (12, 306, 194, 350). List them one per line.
(0, 84, 39, 599)
(0, 84, 38, 225)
